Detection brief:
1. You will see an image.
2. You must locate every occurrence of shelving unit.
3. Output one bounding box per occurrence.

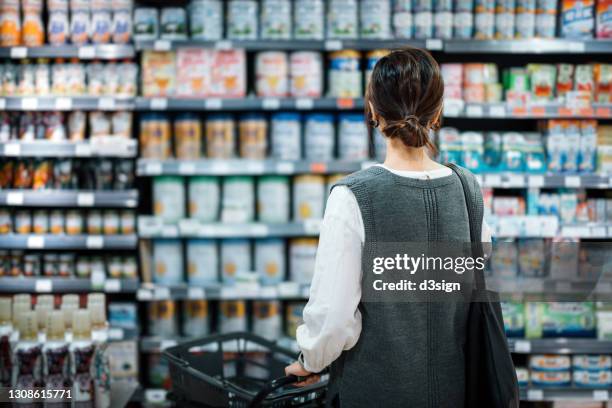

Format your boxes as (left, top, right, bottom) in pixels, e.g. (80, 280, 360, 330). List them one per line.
(0, 234, 138, 250)
(0, 44, 135, 59)
(0, 96, 134, 111)
(0, 277, 139, 294)
(0, 139, 138, 157)
(0, 190, 138, 208)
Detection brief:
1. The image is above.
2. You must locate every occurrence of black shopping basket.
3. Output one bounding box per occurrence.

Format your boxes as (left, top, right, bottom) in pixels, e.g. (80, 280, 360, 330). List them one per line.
(163, 332, 328, 408)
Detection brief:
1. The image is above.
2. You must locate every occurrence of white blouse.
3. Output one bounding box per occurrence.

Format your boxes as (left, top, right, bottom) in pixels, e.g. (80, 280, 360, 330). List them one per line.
(296, 165, 492, 373)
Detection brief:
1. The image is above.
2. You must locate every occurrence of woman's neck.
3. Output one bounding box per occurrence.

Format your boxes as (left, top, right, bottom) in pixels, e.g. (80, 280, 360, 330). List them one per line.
(383, 141, 443, 172)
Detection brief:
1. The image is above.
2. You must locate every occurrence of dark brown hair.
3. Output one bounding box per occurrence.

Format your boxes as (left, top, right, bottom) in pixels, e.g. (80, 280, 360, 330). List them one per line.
(365, 47, 443, 154)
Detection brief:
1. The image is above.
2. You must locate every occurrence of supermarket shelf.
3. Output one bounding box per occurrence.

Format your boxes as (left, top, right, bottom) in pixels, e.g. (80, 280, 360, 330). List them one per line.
(509, 339, 612, 354)
(0, 190, 138, 208)
(134, 96, 363, 111)
(490, 216, 612, 238)
(0, 277, 139, 293)
(444, 101, 612, 119)
(519, 387, 612, 402)
(0, 44, 135, 59)
(137, 282, 310, 301)
(476, 173, 612, 189)
(443, 39, 612, 54)
(0, 139, 138, 157)
(138, 218, 321, 238)
(0, 96, 134, 111)
(140, 335, 300, 353)
(0, 234, 138, 249)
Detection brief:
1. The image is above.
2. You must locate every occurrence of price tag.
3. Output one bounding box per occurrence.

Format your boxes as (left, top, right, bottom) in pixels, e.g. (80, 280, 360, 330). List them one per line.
(21, 97, 38, 110)
(484, 174, 502, 187)
(568, 41, 586, 53)
(0, 98, 5, 110)
(513, 340, 531, 353)
(443, 103, 461, 117)
(505, 174, 524, 187)
(178, 162, 196, 175)
(77, 192, 95, 207)
(86, 236, 104, 249)
(593, 390, 609, 401)
(466, 105, 483, 117)
(27, 236, 45, 249)
(137, 289, 153, 301)
(35, 279, 52, 293)
(259, 286, 278, 298)
(55, 97, 72, 110)
(153, 40, 171, 51)
(108, 328, 124, 340)
(527, 389, 543, 401)
(161, 225, 179, 237)
(489, 105, 506, 117)
(211, 162, 231, 174)
(10, 47, 27, 58)
(262, 98, 281, 110)
(75, 143, 92, 157)
(528, 175, 545, 188)
(145, 389, 167, 404)
(248, 224, 269, 236)
(215, 40, 233, 50)
(245, 161, 265, 174)
(324, 40, 343, 51)
(310, 162, 327, 173)
(150, 98, 168, 110)
(78, 46, 96, 59)
(4, 143, 20, 156)
(188, 287, 205, 299)
(145, 162, 163, 175)
(275, 162, 295, 174)
(220, 286, 238, 299)
(91, 270, 106, 288)
(425, 39, 443, 50)
(155, 287, 171, 299)
(205, 98, 223, 109)
(278, 281, 300, 298)
(295, 98, 314, 110)
(564, 175, 581, 188)
(160, 340, 177, 351)
(6, 192, 24, 205)
(591, 227, 606, 238)
(104, 279, 121, 293)
(304, 219, 322, 235)
(98, 97, 116, 110)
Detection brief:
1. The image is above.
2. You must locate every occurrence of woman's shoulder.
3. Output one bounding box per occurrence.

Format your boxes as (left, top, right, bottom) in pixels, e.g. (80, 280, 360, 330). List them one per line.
(333, 165, 388, 188)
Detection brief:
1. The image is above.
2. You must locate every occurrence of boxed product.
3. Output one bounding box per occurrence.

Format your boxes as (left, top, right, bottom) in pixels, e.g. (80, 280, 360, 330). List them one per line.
(596, 0, 612, 37)
(501, 301, 526, 337)
(175, 48, 210, 97)
(515, 367, 529, 386)
(108, 302, 138, 330)
(560, 0, 595, 38)
(108, 341, 139, 383)
(530, 370, 572, 387)
(141, 51, 176, 97)
(525, 302, 597, 338)
(597, 308, 612, 340)
(208, 50, 246, 97)
(594, 64, 612, 103)
(530, 355, 572, 371)
(573, 370, 612, 387)
(572, 355, 612, 371)
(597, 125, 612, 173)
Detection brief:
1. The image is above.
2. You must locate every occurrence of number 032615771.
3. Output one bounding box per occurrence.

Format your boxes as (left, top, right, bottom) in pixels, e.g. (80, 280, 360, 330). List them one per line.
(8, 389, 72, 400)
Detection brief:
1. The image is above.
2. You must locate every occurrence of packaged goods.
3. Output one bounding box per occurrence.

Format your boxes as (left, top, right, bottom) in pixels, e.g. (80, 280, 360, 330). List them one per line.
(91, 0, 112, 44)
(140, 114, 172, 159)
(597, 0, 612, 37)
(174, 114, 201, 159)
(528, 64, 556, 100)
(329, 50, 362, 98)
(257, 176, 290, 223)
(328, 0, 358, 39)
(153, 240, 183, 285)
(338, 114, 369, 160)
(515, 367, 529, 386)
(176, 48, 210, 97)
(141, 51, 176, 97)
(414, 11, 434, 38)
(393, 0, 414, 38)
(294, 0, 324, 39)
(15, 210, 32, 234)
(183, 300, 209, 338)
(495, 0, 516, 39)
(530, 354, 572, 371)
(221, 176, 255, 223)
(516, 0, 536, 37)
(304, 114, 335, 160)
(50, 210, 64, 234)
(189, 0, 223, 40)
(561, 0, 595, 38)
(153, 176, 185, 222)
(461, 131, 485, 171)
(474, 0, 495, 38)
(208, 50, 246, 97)
(219, 301, 247, 333)
(133, 7, 158, 41)
(501, 302, 525, 337)
(33, 211, 48, 234)
(290, 238, 318, 284)
(261, 0, 291, 39)
(293, 175, 325, 221)
(187, 239, 218, 284)
(103, 210, 120, 234)
(290, 52, 323, 97)
(22, 0, 44, 46)
(206, 114, 235, 158)
(286, 302, 305, 338)
(256, 52, 289, 97)
(70, 310, 95, 403)
(239, 114, 267, 159)
(108, 302, 137, 330)
(526, 302, 596, 338)
(227, 0, 258, 40)
(573, 355, 612, 370)
(536, 0, 558, 36)
(220, 239, 251, 284)
(579, 120, 597, 172)
(530, 370, 572, 387)
(453, 11, 474, 38)
(120, 210, 135, 234)
(594, 64, 612, 102)
(271, 112, 302, 160)
(253, 301, 282, 340)
(160, 7, 187, 40)
(70, 0, 90, 45)
(111, 0, 132, 44)
(434, 11, 453, 38)
(573, 370, 612, 387)
(147, 352, 169, 388)
(361, 0, 392, 38)
(148, 300, 178, 337)
(65, 210, 83, 234)
(13, 312, 42, 400)
(188, 176, 220, 221)
(0, 1, 21, 46)
(518, 239, 545, 276)
(255, 239, 286, 285)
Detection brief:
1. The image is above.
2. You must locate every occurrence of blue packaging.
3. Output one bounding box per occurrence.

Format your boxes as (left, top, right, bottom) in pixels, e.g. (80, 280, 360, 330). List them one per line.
(561, 0, 595, 38)
(461, 131, 485, 172)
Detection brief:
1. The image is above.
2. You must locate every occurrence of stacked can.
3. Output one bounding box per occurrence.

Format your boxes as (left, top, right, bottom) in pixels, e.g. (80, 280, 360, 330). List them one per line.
(516, 0, 536, 37)
(495, 0, 516, 39)
(393, 0, 413, 38)
(536, 0, 558, 37)
(455, 0, 475, 38)
(414, 0, 433, 39)
(475, 0, 495, 38)
(434, 0, 453, 39)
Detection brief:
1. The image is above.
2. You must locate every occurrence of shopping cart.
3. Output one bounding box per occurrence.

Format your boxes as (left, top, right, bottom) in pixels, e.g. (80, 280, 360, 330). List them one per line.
(163, 332, 328, 407)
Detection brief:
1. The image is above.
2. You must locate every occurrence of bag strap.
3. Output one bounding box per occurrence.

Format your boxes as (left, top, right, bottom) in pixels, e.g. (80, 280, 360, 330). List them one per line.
(445, 163, 485, 291)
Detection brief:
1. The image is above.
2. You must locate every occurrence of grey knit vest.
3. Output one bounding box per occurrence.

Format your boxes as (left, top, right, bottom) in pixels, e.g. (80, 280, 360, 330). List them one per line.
(329, 165, 482, 408)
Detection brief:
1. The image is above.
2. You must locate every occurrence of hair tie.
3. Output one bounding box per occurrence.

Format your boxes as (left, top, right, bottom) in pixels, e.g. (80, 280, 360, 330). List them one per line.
(404, 115, 420, 124)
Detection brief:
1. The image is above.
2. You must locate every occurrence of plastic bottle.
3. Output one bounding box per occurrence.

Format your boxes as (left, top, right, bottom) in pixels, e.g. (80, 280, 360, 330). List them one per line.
(11, 311, 42, 403)
(88, 298, 110, 408)
(0, 298, 12, 387)
(43, 311, 70, 405)
(70, 310, 94, 403)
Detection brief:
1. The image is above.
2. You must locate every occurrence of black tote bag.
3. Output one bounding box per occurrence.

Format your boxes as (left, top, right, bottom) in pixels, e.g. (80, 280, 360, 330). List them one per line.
(446, 163, 520, 408)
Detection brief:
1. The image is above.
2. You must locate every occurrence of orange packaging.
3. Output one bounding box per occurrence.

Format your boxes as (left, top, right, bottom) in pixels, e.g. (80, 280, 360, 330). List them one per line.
(0, 1, 21, 46)
(22, 1, 45, 46)
(463, 64, 485, 86)
(208, 50, 246, 97)
(594, 63, 612, 103)
(141, 51, 176, 97)
(176, 48, 211, 97)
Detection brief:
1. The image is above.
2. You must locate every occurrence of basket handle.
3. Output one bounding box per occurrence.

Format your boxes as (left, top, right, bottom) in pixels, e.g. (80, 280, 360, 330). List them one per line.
(248, 375, 299, 408)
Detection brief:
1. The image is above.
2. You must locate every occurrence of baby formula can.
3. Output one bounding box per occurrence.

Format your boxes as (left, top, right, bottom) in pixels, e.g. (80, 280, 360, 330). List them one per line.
(160, 7, 187, 40)
(220, 239, 251, 284)
(153, 176, 185, 222)
(328, 50, 362, 98)
(293, 175, 325, 221)
(327, 0, 358, 39)
(70, 0, 90, 45)
(304, 114, 335, 160)
(187, 239, 218, 284)
(133, 7, 158, 41)
(434, 11, 453, 38)
(253, 300, 282, 340)
(149, 300, 178, 337)
(153, 239, 183, 285)
(221, 177, 255, 223)
(414, 11, 434, 38)
(174, 113, 202, 160)
(255, 239, 286, 285)
(219, 300, 247, 333)
(338, 114, 369, 160)
(535, 0, 557, 37)
(361, 0, 391, 38)
(393, 0, 413, 38)
(286, 301, 306, 338)
(256, 52, 289, 97)
(261, 0, 291, 39)
(183, 300, 209, 337)
(227, 0, 258, 40)
(206, 114, 235, 159)
(454, 12, 474, 38)
(290, 51, 323, 98)
(271, 112, 302, 160)
(289, 238, 318, 284)
(257, 176, 290, 223)
(475, 0, 495, 38)
(294, 0, 324, 39)
(188, 176, 220, 222)
(239, 114, 268, 159)
(189, 0, 223, 40)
